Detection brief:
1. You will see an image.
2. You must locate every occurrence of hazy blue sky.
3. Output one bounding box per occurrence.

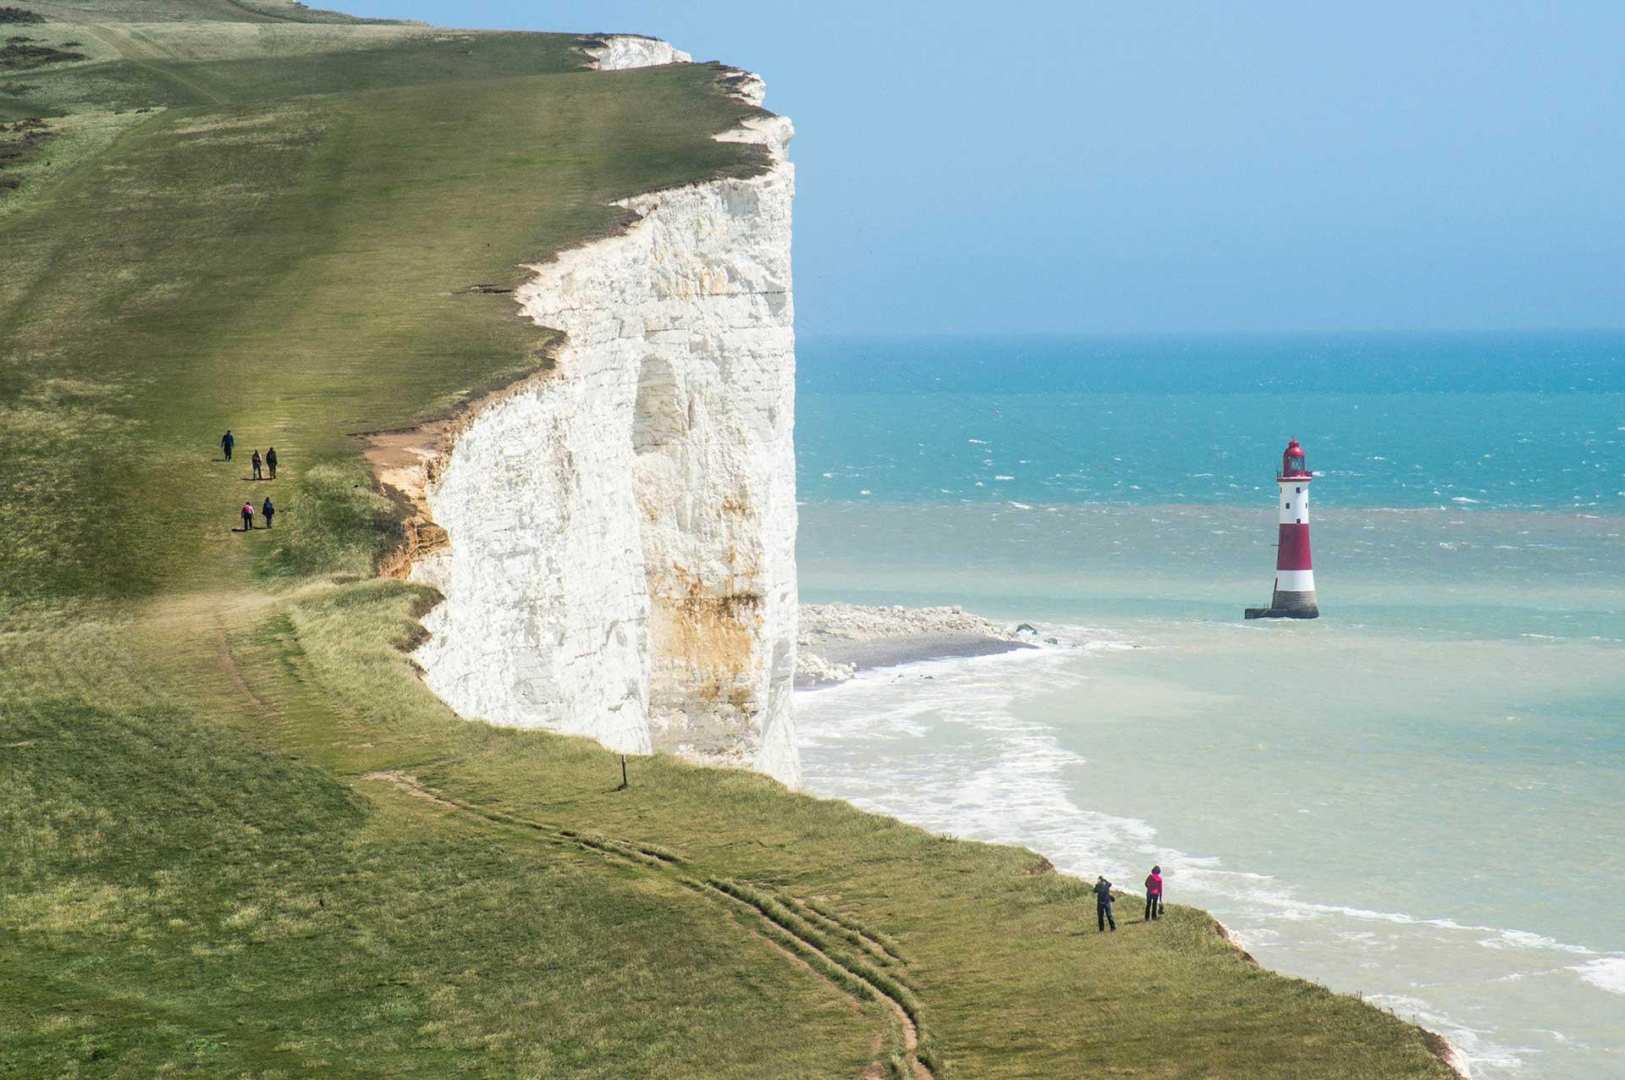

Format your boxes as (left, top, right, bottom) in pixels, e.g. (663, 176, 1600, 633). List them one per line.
(329, 0, 1625, 336)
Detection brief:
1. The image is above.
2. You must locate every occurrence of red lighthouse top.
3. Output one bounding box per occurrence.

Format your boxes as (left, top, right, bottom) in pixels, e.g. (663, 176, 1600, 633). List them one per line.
(1280, 439, 1310, 480)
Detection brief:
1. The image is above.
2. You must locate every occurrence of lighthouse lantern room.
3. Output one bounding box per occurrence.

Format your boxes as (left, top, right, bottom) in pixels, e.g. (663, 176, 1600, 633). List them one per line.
(1245, 438, 1320, 620)
(1282, 440, 1308, 478)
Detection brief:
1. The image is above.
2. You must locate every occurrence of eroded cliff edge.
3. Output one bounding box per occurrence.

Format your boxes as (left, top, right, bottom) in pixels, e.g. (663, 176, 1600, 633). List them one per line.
(386, 38, 800, 786)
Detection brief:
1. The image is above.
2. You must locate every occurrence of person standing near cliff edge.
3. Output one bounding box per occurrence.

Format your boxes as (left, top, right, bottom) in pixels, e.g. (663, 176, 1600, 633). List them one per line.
(1145, 865, 1164, 921)
(1094, 876, 1117, 932)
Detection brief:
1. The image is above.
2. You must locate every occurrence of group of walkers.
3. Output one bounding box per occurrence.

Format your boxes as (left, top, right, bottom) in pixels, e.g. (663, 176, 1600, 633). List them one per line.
(252, 446, 277, 480)
(221, 429, 279, 530)
(1091, 865, 1164, 932)
(220, 430, 277, 477)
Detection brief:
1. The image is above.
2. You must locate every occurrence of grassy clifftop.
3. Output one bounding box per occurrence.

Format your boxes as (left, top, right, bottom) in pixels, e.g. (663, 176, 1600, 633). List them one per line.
(0, 2, 1458, 1075)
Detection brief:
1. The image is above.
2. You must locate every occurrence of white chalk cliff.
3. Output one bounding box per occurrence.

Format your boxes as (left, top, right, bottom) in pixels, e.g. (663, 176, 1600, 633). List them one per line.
(586, 34, 692, 70)
(407, 37, 800, 786)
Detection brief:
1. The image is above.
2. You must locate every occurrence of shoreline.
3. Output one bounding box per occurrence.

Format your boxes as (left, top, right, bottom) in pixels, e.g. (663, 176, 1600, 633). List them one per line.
(796, 600, 1474, 1078)
(796, 602, 1037, 689)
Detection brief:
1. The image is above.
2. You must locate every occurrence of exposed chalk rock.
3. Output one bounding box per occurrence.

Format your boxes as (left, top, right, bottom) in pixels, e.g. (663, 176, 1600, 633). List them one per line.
(796, 604, 1032, 689)
(795, 650, 857, 688)
(801, 604, 1017, 644)
(586, 34, 692, 70)
(409, 44, 800, 786)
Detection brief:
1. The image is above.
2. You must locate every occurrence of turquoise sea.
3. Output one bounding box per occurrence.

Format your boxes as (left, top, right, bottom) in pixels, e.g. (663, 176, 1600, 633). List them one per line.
(792, 333, 1625, 1078)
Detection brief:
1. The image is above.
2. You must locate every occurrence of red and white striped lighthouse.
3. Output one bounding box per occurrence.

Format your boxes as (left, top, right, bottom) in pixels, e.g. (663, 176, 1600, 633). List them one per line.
(1245, 438, 1319, 619)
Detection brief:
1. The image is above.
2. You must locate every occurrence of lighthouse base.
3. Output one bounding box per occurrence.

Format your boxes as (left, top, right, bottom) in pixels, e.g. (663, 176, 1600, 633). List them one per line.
(1244, 590, 1319, 620)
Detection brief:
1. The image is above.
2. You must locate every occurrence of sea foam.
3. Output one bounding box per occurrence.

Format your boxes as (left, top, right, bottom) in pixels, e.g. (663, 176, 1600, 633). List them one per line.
(794, 630, 1612, 1080)
(1573, 956, 1625, 995)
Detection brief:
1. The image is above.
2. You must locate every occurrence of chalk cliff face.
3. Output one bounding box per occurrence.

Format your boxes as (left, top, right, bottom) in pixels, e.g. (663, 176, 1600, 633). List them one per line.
(408, 40, 800, 786)
(586, 35, 692, 70)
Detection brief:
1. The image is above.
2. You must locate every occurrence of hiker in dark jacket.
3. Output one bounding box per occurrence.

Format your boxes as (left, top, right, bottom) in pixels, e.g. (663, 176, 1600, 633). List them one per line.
(265, 446, 278, 479)
(240, 501, 254, 531)
(221, 429, 235, 461)
(262, 496, 275, 528)
(251, 449, 263, 480)
(1094, 876, 1117, 932)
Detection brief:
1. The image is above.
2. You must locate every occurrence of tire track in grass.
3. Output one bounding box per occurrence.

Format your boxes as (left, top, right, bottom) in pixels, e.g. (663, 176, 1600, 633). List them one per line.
(790, 895, 908, 966)
(361, 769, 937, 1080)
(75, 25, 232, 105)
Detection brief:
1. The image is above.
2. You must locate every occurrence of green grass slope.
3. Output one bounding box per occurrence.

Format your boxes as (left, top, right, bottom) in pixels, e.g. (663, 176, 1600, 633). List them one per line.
(0, 2, 1460, 1075)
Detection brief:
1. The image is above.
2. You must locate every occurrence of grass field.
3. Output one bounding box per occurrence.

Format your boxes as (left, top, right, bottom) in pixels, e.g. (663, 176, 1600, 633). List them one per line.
(0, 1, 1461, 1075)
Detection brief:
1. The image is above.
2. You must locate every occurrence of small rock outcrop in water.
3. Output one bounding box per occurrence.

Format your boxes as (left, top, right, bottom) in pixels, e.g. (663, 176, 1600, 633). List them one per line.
(401, 37, 800, 786)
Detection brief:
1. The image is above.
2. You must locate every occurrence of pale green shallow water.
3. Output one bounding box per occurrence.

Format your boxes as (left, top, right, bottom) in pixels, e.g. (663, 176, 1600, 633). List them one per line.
(793, 334, 1625, 1077)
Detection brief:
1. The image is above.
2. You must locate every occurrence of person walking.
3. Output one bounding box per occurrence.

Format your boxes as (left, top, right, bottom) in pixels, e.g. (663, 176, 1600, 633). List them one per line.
(221, 429, 235, 461)
(262, 496, 275, 529)
(1144, 865, 1164, 921)
(251, 449, 263, 480)
(1094, 876, 1117, 932)
(265, 446, 278, 479)
(240, 501, 255, 531)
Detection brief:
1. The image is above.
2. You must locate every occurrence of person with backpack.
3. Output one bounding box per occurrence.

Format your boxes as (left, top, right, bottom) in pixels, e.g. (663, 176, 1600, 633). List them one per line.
(262, 496, 275, 528)
(221, 429, 235, 461)
(265, 446, 278, 479)
(240, 501, 255, 531)
(1094, 875, 1117, 932)
(251, 449, 263, 480)
(1144, 865, 1164, 921)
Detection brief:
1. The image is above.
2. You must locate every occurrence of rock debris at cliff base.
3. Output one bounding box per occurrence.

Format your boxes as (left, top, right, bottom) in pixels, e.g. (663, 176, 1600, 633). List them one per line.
(796, 603, 1035, 688)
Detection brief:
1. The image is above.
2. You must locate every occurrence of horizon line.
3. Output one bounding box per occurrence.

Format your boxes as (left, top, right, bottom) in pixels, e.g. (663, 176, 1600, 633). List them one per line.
(796, 326, 1625, 341)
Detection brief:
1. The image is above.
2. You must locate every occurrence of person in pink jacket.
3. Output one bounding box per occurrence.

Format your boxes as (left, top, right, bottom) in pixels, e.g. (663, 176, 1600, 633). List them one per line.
(1144, 865, 1164, 921)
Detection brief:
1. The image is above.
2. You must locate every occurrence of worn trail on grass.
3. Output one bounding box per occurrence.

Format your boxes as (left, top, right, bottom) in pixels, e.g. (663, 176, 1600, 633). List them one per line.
(74, 24, 232, 104)
(363, 769, 933, 1080)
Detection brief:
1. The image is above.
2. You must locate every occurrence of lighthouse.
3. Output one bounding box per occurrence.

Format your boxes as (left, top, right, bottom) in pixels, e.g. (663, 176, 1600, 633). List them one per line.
(1245, 439, 1319, 619)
